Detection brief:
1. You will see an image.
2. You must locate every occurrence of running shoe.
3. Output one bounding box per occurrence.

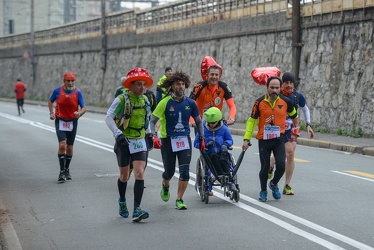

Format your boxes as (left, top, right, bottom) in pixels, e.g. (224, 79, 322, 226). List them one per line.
(118, 199, 129, 218)
(132, 207, 149, 222)
(175, 198, 187, 210)
(64, 169, 72, 180)
(160, 184, 170, 202)
(283, 185, 294, 195)
(58, 171, 66, 182)
(268, 181, 281, 200)
(268, 165, 274, 179)
(259, 191, 267, 202)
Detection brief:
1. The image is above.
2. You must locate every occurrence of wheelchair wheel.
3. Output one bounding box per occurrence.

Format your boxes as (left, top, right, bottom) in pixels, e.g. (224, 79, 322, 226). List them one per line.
(195, 157, 207, 202)
(233, 190, 240, 202)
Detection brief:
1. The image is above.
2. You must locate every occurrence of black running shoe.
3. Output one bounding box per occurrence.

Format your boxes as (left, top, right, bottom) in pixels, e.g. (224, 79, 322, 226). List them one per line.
(64, 169, 72, 180)
(58, 171, 66, 182)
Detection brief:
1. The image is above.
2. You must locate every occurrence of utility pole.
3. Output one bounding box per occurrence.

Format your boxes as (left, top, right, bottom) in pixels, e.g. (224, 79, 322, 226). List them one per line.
(31, 0, 35, 97)
(291, 0, 302, 88)
(99, 0, 107, 102)
(101, 0, 106, 71)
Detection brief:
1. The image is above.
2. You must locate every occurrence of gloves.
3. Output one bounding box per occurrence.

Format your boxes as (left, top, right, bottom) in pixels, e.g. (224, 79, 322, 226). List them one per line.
(146, 133, 154, 150)
(205, 141, 214, 148)
(116, 134, 129, 146)
(153, 136, 162, 149)
(199, 137, 205, 151)
(221, 144, 228, 153)
(291, 126, 301, 137)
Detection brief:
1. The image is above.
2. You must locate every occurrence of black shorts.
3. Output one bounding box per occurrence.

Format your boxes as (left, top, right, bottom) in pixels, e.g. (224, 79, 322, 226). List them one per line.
(114, 142, 147, 167)
(16, 99, 24, 106)
(55, 118, 78, 145)
(160, 136, 192, 180)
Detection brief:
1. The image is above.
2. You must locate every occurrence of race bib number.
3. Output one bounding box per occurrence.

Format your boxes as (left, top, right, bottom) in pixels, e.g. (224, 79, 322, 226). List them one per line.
(59, 120, 73, 131)
(171, 136, 190, 152)
(263, 126, 280, 140)
(128, 138, 147, 154)
(285, 118, 292, 130)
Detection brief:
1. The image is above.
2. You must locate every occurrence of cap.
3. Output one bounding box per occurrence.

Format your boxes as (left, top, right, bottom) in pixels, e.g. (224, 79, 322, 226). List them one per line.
(282, 72, 295, 83)
(123, 67, 153, 89)
(64, 72, 76, 81)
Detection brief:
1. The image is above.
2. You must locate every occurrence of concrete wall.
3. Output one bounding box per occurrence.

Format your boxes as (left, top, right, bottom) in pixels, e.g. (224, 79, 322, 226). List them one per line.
(0, 9, 373, 136)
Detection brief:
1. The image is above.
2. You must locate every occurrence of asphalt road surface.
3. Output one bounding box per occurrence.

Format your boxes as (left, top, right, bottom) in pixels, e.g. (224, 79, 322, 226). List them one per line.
(1, 101, 374, 250)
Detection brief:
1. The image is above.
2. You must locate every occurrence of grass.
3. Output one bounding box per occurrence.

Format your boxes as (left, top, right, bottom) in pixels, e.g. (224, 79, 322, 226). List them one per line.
(336, 127, 363, 138)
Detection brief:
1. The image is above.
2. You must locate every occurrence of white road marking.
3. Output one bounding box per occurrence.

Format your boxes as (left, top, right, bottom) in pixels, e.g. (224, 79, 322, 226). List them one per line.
(1, 111, 373, 250)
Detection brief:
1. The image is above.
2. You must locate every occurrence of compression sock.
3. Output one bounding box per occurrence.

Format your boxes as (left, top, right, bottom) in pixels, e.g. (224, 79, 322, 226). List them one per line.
(134, 180, 145, 209)
(58, 154, 66, 171)
(65, 155, 72, 169)
(117, 179, 128, 202)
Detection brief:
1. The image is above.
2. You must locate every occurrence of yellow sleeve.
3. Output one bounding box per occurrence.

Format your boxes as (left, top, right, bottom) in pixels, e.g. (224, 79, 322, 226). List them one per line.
(243, 117, 258, 141)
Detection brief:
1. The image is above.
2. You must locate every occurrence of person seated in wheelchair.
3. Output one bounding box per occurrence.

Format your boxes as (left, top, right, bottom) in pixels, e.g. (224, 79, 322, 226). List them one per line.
(194, 107, 234, 182)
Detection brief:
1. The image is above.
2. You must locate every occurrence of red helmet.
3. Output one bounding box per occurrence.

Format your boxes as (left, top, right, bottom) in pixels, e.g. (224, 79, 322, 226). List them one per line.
(123, 68, 153, 89)
(64, 72, 76, 82)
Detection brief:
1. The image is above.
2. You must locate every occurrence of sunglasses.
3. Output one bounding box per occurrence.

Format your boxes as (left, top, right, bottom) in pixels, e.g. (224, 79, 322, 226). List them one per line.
(207, 121, 218, 125)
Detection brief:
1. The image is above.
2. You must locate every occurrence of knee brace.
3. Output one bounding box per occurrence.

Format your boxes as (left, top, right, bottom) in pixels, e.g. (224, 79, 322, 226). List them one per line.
(179, 164, 190, 181)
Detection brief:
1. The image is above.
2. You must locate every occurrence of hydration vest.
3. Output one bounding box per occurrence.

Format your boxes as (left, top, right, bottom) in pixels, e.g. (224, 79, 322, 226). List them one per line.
(114, 91, 151, 135)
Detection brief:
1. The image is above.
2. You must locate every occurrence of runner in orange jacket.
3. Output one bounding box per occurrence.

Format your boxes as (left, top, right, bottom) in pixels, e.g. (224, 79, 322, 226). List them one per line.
(189, 65, 236, 125)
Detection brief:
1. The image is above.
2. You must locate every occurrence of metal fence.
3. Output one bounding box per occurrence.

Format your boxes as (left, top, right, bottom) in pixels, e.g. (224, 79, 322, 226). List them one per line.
(0, 0, 372, 48)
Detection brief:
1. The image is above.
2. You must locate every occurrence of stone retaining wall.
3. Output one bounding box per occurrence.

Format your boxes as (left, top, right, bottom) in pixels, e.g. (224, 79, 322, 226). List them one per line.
(0, 9, 373, 136)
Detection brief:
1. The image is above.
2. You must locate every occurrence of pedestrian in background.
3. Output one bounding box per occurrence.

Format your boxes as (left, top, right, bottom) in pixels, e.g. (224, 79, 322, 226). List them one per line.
(48, 72, 86, 182)
(156, 67, 172, 103)
(14, 78, 26, 116)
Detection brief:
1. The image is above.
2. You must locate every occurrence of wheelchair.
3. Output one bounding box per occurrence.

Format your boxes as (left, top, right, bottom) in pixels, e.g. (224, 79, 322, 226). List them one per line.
(195, 149, 241, 204)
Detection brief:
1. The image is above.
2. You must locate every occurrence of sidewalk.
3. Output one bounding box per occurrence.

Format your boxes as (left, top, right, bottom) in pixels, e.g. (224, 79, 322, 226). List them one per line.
(1, 98, 374, 156)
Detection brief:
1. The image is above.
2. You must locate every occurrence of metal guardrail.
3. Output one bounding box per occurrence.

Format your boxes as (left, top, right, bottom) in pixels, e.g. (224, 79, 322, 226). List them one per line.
(0, 0, 372, 48)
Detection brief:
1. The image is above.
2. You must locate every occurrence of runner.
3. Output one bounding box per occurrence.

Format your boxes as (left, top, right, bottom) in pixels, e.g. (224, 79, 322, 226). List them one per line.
(105, 67, 153, 222)
(14, 78, 26, 116)
(242, 76, 300, 202)
(189, 61, 236, 126)
(268, 72, 314, 195)
(48, 72, 86, 182)
(114, 77, 157, 183)
(150, 71, 204, 210)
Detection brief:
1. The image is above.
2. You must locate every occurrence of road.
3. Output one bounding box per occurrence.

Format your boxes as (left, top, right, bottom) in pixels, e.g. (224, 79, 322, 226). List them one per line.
(0, 101, 374, 250)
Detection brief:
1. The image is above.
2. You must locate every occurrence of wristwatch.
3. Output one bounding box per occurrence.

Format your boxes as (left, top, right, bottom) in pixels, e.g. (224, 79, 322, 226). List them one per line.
(49, 111, 54, 115)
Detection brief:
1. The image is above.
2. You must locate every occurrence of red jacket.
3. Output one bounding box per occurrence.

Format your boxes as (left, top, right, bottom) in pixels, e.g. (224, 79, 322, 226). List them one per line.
(14, 81, 26, 99)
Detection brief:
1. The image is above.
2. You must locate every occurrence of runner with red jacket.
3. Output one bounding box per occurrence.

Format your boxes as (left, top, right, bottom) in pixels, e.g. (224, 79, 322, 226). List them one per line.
(14, 78, 26, 116)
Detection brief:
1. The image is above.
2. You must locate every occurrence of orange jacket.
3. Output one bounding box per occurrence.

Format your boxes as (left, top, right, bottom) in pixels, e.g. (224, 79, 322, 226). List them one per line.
(189, 80, 236, 121)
